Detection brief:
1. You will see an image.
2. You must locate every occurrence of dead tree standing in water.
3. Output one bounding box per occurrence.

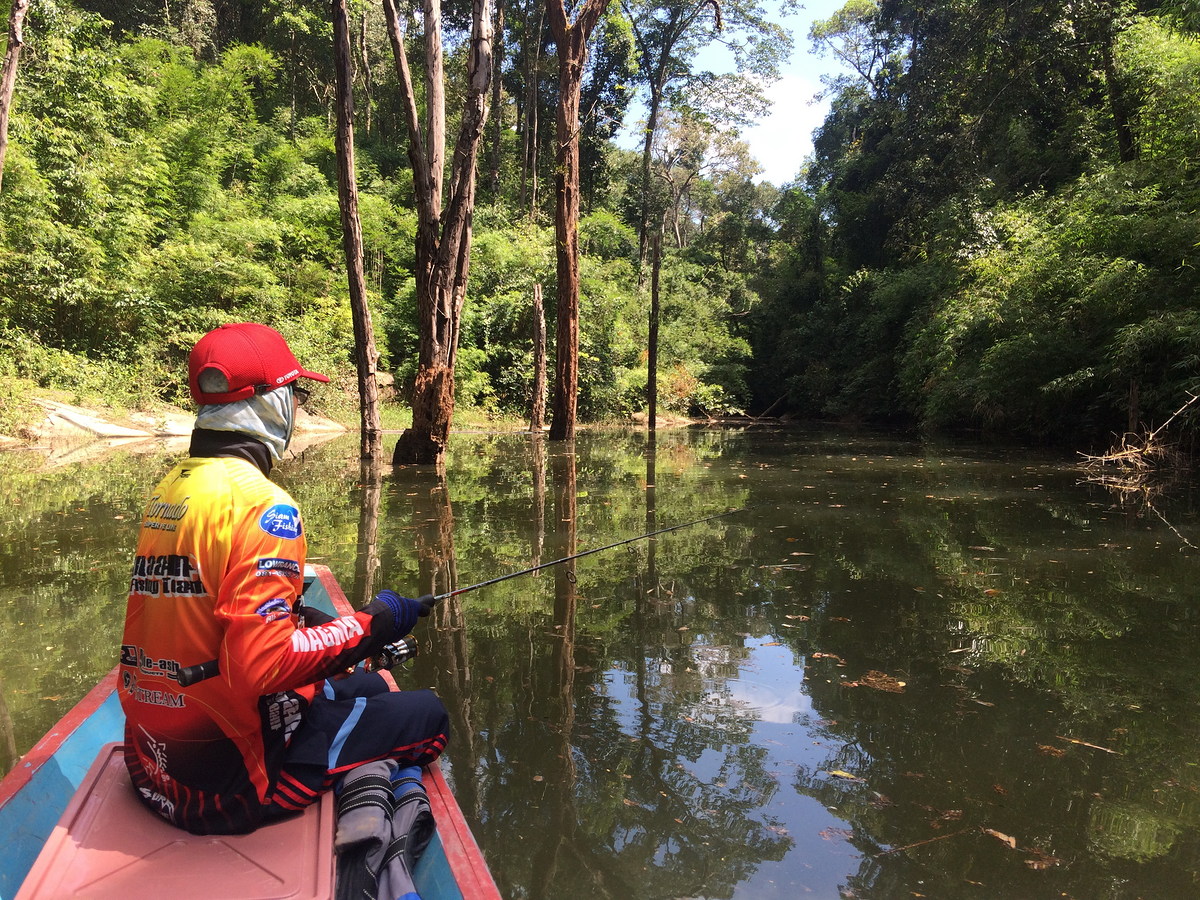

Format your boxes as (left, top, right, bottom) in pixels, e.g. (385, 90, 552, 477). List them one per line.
(384, 0, 494, 466)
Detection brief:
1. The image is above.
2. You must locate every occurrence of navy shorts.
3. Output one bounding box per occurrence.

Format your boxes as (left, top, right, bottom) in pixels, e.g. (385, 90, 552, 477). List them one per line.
(266, 671, 449, 815)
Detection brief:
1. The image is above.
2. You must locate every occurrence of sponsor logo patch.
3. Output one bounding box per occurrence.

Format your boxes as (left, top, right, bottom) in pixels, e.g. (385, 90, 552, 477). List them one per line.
(256, 597, 292, 623)
(143, 494, 189, 533)
(140, 787, 176, 817)
(266, 692, 302, 738)
(290, 616, 364, 652)
(139, 725, 172, 780)
(256, 557, 301, 578)
(121, 644, 183, 680)
(129, 554, 205, 598)
(122, 671, 186, 709)
(259, 504, 302, 540)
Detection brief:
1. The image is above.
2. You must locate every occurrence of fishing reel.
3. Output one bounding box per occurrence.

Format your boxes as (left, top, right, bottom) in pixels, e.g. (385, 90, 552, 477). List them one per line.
(366, 635, 419, 672)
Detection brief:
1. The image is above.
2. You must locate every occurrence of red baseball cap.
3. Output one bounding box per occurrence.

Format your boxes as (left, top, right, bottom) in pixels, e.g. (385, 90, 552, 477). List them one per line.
(189, 323, 330, 405)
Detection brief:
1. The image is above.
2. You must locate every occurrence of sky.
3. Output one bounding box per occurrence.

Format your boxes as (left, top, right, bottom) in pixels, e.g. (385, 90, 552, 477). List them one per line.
(613, 0, 852, 187)
(721, 0, 851, 186)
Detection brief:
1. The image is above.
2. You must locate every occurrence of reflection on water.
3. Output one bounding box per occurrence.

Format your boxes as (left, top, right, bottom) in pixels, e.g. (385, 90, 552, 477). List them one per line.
(4, 427, 1200, 897)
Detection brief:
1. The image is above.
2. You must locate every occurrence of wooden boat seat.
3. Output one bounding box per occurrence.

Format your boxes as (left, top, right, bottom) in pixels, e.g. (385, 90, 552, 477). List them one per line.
(16, 743, 335, 900)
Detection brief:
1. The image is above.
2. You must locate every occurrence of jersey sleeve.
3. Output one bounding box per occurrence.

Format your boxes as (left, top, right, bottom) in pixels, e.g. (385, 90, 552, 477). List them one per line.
(214, 496, 402, 695)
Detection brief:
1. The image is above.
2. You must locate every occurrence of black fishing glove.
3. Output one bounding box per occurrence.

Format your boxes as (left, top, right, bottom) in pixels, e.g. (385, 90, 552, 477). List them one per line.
(416, 593, 438, 617)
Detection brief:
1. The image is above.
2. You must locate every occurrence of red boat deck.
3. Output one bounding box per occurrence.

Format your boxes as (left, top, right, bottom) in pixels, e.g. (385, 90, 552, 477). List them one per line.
(16, 744, 335, 900)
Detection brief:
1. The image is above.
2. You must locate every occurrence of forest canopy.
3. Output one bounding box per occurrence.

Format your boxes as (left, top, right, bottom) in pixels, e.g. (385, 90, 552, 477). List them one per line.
(0, 0, 1198, 451)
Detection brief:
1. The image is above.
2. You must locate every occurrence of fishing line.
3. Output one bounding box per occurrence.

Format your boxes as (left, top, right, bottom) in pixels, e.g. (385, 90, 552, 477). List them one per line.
(432, 502, 758, 602)
(177, 503, 758, 687)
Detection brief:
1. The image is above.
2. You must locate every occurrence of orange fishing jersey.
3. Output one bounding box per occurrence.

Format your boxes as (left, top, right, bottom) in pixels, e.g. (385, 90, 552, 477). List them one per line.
(119, 456, 391, 833)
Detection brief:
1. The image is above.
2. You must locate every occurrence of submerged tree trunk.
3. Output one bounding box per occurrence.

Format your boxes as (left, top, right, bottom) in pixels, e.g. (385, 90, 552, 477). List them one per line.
(384, 0, 493, 465)
(333, 0, 382, 460)
(0, 0, 31, 194)
(546, 0, 610, 441)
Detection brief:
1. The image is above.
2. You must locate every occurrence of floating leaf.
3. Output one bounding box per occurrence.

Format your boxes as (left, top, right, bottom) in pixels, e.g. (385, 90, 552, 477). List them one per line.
(1057, 735, 1121, 755)
(846, 671, 906, 693)
(827, 770, 864, 782)
(1025, 848, 1061, 870)
(818, 826, 851, 840)
(984, 828, 1017, 849)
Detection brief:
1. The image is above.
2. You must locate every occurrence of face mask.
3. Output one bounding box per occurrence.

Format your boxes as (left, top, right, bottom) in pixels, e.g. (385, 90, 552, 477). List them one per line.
(194, 384, 296, 463)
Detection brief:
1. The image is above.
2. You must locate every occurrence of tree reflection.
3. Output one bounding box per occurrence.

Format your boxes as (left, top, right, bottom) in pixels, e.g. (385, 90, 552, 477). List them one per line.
(461, 437, 794, 898)
(531, 433, 546, 575)
(352, 459, 383, 607)
(385, 465, 485, 822)
(529, 444, 582, 898)
(21, 430, 1200, 896)
(0, 678, 16, 775)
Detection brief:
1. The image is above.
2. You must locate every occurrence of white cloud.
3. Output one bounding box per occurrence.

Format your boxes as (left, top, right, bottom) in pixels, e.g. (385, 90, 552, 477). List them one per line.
(740, 72, 829, 187)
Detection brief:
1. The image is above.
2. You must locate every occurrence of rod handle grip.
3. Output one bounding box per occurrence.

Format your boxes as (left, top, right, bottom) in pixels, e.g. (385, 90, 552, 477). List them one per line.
(177, 658, 219, 688)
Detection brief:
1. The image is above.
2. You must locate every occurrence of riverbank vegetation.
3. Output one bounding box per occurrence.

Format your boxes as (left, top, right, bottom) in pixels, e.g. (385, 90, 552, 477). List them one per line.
(1, 1, 1199, 453)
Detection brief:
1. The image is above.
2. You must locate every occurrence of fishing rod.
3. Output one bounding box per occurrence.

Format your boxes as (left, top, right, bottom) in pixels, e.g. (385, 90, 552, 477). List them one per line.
(431, 503, 754, 602)
(176, 504, 755, 687)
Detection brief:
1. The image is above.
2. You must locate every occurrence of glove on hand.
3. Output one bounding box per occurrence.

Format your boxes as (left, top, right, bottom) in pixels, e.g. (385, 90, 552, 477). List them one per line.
(373, 590, 423, 636)
(416, 593, 438, 617)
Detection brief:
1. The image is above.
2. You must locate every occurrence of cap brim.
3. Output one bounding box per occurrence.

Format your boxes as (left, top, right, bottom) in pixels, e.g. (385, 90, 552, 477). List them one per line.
(298, 368, 330, 383)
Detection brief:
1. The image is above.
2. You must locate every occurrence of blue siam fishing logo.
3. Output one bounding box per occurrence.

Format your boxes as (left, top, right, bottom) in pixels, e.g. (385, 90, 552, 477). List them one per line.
(259, 504, 302, 540)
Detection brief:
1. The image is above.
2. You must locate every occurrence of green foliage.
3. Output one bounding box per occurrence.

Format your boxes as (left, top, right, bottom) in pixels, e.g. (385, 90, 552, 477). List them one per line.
(0, 8, 376, 416)
(0, 2, 761, 433)
(751, 7, 1200, 448)
(903, 162, 1200, 441)
(1117, 19, 1200, 165)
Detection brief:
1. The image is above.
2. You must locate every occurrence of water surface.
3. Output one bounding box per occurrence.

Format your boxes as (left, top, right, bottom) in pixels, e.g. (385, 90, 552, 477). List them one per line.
(2, 427, 1199, 898)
